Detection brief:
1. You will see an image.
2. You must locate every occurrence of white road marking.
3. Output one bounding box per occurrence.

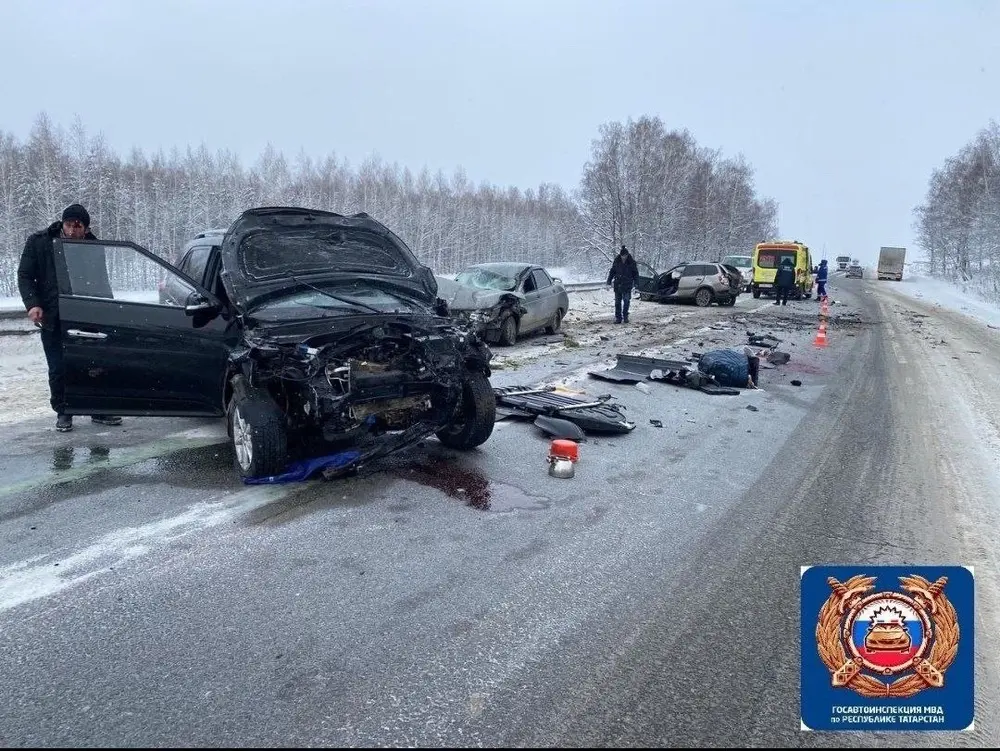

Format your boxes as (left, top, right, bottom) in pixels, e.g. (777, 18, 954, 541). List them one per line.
(0, 483, 303, 613)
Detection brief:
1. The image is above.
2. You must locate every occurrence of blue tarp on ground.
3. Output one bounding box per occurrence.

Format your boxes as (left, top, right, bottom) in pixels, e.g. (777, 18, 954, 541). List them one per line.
(243, 450, 363, 484)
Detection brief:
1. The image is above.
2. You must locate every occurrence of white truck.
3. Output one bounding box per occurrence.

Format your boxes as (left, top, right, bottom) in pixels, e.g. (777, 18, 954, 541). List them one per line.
(877, 246, 906, 281)
(835, 255, 851, 270)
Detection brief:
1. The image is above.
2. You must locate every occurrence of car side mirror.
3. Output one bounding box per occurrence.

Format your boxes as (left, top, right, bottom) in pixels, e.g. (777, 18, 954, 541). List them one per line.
(553, 277, 562, 284)
(184, 291, 218, 316)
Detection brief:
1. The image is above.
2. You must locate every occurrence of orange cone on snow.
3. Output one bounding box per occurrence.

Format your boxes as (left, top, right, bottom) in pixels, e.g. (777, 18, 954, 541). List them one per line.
(813, 320, 829, 348)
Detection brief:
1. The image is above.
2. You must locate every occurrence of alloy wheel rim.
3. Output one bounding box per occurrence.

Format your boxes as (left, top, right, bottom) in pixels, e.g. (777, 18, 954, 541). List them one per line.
(233, 408, 253, 470)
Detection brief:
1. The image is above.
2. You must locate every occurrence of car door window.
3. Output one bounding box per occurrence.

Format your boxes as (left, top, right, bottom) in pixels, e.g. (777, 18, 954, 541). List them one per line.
(522, 274, 537, 293)
(531, 269, 551, 290)
(60, 241, 198, 308)
(183, 245, 212, 285)
(682, 265, 705, 277)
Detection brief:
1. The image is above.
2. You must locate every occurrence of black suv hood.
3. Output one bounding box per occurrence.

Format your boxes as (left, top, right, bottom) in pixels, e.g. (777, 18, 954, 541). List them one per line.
(219, 207, 438, 312)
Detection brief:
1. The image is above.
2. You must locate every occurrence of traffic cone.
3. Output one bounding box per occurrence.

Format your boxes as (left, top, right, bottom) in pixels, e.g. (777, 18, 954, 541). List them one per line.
(813, 320, 829, 348)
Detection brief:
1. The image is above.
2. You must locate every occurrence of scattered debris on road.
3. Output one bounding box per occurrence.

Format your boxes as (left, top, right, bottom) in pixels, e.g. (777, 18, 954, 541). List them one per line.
(588, 353, 695, 384)
(533, 415, 587, 441)
(493, 385, 636, 434)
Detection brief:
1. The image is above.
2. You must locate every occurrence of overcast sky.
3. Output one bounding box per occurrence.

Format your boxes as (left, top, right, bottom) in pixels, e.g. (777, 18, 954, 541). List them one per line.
(4, 0, 998, 265)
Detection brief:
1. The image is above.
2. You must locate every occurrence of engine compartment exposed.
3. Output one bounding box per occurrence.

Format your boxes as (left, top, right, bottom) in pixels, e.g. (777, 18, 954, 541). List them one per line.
(238, 320, 487, 442)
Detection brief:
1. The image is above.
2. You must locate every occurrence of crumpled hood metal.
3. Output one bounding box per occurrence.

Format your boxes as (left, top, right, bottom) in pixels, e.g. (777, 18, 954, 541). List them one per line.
(435, 276, 523, 311)
(241, 313, 458, 348)
(219, 207, 438, 313)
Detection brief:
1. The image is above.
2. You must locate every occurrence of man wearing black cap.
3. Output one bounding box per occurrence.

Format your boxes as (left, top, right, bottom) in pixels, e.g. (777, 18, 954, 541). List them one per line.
(17, 204, 123, 432)
(606, 244, 639, 324)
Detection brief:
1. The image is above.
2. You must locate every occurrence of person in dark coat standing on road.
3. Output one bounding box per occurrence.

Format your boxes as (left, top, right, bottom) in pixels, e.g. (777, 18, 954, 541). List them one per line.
(815, 259, 829, 301)
(606, 244, 639, 324)
(17, 204, 123, 433)
(773, 257, 796, 306)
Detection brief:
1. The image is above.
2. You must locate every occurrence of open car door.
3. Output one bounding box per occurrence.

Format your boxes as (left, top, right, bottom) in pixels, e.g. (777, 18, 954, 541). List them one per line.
(635, 261, 658, 298)
(52, 239, 231, 417)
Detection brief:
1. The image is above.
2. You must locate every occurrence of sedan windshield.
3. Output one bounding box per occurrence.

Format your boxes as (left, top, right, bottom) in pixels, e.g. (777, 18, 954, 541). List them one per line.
(722, 255, 752, 268)
(454, 268, 517, 291)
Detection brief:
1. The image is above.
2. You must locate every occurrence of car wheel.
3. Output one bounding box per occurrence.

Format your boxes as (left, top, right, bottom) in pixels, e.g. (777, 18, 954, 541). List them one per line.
(752, 287, 761, 299)
(545, 309, 564, 335)
(498, 313, 518, 346)
(228, 390, 288, 479)
(435, 372, 496, 450)
(694, 288, 713, 307)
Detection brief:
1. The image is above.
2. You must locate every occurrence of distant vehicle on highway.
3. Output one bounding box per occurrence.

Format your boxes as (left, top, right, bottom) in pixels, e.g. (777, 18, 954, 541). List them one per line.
(846, 263, 864, 279)
(877, 247, 906, 281)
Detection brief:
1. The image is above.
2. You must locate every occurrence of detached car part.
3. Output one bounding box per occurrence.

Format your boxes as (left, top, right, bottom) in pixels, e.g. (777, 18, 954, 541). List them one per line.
(493, 385, 635, 435)
(589, 354, 697, 384)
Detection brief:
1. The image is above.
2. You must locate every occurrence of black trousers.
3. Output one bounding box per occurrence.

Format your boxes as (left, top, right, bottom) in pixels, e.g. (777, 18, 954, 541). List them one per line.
(614, 286, 633, 321)
(776, 286, 792, 305)
(40, 327, 66, 414)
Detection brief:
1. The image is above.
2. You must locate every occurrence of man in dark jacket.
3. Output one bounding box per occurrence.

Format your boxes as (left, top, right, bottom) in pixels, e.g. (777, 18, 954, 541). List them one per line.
(606, 244, 639, 324)
(773, 257, 796, 306)
(815, 259, 829, 301)
(17, 203, 122, 432)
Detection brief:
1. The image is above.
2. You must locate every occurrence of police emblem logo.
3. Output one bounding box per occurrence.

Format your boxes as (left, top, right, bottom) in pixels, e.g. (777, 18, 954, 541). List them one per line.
(817, 574, 958, 698)
(801, 566, 974, 731)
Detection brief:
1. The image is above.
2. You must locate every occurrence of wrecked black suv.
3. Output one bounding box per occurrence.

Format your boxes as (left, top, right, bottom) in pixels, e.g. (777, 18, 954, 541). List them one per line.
(50, 207, 497, 480)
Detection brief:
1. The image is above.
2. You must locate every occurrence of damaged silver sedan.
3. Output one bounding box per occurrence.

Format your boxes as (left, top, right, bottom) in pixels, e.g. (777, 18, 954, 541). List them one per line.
(435, 262, 570, 345)
(48, 207, 497, 481)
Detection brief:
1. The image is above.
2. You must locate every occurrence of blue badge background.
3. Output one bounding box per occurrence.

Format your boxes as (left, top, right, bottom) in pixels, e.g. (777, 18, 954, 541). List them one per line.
(800, 565, 974, 731)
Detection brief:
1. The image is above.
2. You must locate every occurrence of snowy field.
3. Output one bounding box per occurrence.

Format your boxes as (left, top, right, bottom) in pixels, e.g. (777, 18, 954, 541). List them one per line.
(887, 273, 1000, 329)
(0, 290, 159, 312)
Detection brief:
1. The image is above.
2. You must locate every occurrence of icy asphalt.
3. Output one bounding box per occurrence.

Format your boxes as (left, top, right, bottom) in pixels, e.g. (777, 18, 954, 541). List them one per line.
(1, 281, 999, 747)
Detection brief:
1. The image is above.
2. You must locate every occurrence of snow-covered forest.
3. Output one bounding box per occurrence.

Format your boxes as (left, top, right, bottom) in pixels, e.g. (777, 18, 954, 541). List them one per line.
(1, 112, 778, 297)
(914, 120, 1000, 300)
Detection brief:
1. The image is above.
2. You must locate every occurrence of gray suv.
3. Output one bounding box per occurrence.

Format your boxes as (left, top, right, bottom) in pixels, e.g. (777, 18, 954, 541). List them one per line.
(636, 261, 742, 307)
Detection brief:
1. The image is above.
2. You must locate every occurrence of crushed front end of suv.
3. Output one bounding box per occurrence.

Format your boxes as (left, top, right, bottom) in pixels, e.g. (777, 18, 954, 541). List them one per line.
(49, 207, 497, 482)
